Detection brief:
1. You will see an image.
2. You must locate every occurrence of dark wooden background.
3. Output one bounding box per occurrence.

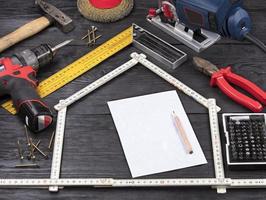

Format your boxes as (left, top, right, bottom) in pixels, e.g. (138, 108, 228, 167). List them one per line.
(0, 0, 265, 199)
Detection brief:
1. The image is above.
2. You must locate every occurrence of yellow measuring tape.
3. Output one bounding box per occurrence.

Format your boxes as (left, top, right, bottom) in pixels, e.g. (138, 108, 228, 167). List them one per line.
(2, 26, 133, 114)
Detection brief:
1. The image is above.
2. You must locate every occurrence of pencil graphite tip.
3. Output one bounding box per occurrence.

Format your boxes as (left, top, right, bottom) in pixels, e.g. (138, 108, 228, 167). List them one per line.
(172, 111, 177, 119)
(172, 111, 180, 120)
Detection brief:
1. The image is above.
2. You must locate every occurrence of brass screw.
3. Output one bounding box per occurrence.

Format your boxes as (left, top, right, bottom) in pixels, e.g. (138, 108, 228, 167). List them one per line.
(48, 131, 55, 150)
(91, 26, 97, 44)
(81, 34, 87, 40)
(17, 140, 24, 160)
(82, 26, 100, 46)
(88, 27, 98, 46)
(82, 28, 93, 41)
(81, 29, 90, 40)
(87, 35, 102, 46)
(87, 29, 92, 45)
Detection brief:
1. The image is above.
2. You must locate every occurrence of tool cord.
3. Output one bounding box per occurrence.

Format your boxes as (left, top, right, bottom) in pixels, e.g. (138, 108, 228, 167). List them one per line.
(245, 33, 266, 53)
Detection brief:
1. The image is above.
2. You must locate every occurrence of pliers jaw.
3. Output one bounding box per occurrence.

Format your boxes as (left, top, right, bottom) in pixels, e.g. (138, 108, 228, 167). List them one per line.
(193, 57, 219, 76)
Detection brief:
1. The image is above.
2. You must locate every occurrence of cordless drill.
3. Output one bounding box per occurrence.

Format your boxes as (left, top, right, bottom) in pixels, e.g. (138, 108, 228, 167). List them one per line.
(152, 0, 266, 52)
(0, 40, 72, 132)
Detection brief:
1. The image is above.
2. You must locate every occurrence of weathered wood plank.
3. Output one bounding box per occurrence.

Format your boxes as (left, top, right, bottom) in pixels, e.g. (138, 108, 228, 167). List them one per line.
(0, 0, 265, 199)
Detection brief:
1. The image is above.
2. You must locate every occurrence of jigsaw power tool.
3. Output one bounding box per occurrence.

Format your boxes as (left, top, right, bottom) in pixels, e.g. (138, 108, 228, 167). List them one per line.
(0, 40, 72, 133)
(148, 0, 266, 53)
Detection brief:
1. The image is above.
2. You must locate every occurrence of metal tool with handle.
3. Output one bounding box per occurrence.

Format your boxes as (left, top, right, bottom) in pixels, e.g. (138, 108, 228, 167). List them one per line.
(0, 0, 74, 53)
(193, 57, 266, 112)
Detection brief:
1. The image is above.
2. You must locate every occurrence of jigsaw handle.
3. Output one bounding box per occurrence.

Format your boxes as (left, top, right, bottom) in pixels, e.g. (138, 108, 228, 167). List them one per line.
(0, 16, 51, 53)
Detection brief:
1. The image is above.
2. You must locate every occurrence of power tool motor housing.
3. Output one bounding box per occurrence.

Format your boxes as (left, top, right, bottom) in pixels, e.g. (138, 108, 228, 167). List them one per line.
(165, 0, 252, 40)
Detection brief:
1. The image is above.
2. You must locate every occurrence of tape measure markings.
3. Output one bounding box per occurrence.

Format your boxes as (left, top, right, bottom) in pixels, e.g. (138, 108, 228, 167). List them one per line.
(50, 58, 139, 190)
(52, 53, 222, 192)
(0, 98, 266, 190)
(49, 105, 67, 192)
(111, 178, 231, 187)
(2, 177, 266, 188)
(1, 27, 133, 114)
(55, 58, 139, 110)
(208, 99, 226, 193)
(38, 29, 133, 88)
(41, 40, 129, 90)
(40, 36, 131, 97)
(40, 30, 132, 89)
(44, 40, 131, 91)
(55, 53, 217, 111)
(131, 53, 221, 111)
(0, 178, 232, 187)
(231, 179, 266, 187)
(0, 178, 113, 187)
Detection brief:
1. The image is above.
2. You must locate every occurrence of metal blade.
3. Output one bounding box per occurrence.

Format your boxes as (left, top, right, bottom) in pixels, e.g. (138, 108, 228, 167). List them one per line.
(193, 57, 219, 76)
(51, 39, 73, 55)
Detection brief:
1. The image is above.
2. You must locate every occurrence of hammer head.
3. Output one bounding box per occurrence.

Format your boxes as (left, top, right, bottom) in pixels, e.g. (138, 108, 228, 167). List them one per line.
(35, 0, 74, 33)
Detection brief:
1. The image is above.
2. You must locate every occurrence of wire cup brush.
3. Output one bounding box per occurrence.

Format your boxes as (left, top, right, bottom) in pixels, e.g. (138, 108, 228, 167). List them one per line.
(77, 0, 134, 23)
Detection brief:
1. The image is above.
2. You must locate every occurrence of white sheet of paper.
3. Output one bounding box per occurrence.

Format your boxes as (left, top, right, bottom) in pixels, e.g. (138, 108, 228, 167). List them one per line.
(108, 90, 207, 178)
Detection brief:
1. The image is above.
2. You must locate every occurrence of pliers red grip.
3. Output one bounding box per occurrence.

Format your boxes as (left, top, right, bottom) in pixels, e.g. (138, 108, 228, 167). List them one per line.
(210, 67, 266, 112)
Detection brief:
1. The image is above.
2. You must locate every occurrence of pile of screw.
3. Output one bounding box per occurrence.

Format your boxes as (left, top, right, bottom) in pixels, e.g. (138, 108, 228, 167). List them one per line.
(81, 26, 102, 46)
(16, 126, 55, 168)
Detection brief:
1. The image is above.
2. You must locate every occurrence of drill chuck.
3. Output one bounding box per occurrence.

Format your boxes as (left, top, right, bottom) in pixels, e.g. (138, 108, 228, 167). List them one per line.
(32, 44, 54, 68)
(12, 44, 53, 71)
(12, 39, 73, 71)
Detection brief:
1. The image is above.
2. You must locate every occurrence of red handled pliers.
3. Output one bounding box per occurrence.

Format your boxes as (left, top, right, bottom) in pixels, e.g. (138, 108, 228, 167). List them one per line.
(193, 57, 266, 112)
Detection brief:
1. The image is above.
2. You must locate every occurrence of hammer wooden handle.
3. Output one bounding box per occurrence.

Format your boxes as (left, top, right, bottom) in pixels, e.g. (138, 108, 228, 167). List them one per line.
(0, 16, 51, 53)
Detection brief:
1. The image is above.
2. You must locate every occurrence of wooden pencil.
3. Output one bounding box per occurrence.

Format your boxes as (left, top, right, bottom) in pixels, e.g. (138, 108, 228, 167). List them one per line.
(172, 111, 193, 154)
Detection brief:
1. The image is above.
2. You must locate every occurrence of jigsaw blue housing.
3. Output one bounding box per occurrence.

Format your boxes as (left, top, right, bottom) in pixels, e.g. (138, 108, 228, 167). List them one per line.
(175, 0, 252, 40)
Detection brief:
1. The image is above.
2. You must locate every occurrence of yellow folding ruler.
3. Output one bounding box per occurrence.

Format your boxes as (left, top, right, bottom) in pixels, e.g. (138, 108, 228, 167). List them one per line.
(2, 26, 133, 114)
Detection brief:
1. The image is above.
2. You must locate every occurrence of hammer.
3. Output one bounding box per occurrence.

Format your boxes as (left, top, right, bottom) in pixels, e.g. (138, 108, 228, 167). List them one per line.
(0, 0, 74, 53)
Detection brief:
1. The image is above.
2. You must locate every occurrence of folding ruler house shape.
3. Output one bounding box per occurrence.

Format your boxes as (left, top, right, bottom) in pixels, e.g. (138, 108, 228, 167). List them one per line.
(0, 54, 265, 193)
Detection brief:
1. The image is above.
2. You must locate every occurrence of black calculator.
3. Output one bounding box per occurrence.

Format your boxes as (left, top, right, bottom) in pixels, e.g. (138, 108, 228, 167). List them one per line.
(223, 114, 266, 169)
